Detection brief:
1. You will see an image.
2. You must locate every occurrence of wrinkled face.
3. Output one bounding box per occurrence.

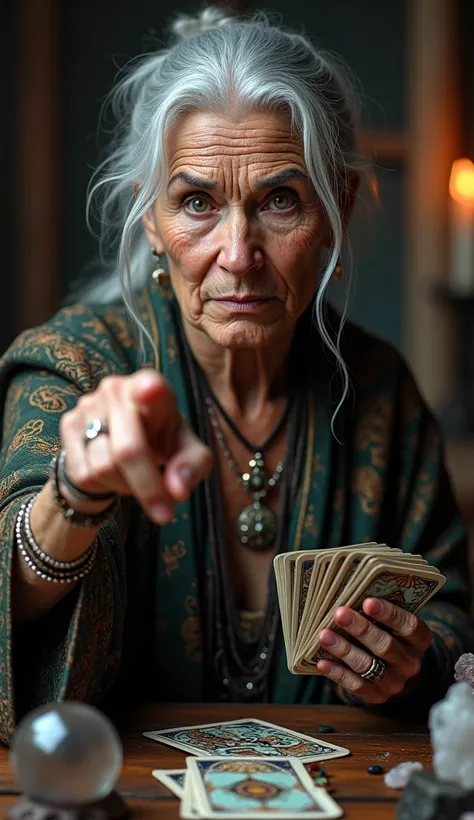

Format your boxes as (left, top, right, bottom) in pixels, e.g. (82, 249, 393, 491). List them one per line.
(143, 109, 331, 348)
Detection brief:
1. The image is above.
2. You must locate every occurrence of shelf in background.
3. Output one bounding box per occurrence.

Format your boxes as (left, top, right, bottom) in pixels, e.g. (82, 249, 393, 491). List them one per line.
(359, 130, 408, 161)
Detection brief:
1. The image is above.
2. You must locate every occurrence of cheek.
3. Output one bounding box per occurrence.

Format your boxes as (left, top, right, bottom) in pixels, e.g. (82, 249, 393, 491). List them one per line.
(273, 227, 322, 285)
(161, 225, 211, 286)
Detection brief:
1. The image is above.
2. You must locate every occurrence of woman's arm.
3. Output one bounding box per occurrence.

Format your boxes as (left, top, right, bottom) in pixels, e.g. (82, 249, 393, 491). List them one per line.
(337, 359, 474, 711)
(0, 308, 134, 742)
(12, 481, 112, 622)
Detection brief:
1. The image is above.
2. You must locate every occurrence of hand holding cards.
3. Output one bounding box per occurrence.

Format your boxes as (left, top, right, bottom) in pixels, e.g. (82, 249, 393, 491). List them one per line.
(273, 543, 445, 675)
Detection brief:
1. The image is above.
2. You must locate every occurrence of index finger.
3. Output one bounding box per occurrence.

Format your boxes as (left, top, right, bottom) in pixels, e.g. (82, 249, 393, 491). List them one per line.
(362, 598, 433, 651)
(130, 369, 181, 456)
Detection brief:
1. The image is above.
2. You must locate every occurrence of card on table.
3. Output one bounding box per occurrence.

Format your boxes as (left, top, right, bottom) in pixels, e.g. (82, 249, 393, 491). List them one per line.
(144, 718, 350, 763)
(181, 756, 343, 819)
(152, 768, 186, 798)
(273, 542, 445, 675)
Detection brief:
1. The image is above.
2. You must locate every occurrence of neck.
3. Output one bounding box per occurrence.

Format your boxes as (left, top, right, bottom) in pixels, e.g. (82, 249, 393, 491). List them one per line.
(183, 323, 295, 420)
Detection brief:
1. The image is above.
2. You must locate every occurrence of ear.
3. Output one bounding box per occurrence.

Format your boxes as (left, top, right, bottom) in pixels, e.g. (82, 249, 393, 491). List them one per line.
(142, 208, 165, 255)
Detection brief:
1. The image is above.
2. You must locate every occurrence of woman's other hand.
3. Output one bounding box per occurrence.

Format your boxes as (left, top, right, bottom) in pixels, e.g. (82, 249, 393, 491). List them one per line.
(59, 369, 212, 524)
(316, 599, 433, 704)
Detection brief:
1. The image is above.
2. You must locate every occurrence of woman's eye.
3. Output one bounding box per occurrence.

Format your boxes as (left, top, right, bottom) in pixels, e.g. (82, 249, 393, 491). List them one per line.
(185, 197, 211, 214)
(268, 194, 295, 211)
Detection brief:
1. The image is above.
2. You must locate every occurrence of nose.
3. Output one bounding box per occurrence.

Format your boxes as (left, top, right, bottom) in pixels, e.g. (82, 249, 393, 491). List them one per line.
(215, 208, 263, 277)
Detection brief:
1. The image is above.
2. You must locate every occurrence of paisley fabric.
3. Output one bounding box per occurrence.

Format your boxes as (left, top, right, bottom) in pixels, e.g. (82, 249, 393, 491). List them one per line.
(0, 279, 472, 742)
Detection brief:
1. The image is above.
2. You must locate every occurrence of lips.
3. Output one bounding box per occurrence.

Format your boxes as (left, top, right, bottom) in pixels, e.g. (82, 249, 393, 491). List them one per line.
(216, 296, 270, 302)
(213, 296, 272, 312)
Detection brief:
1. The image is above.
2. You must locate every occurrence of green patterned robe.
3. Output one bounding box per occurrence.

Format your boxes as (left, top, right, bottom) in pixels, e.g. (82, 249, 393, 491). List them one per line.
(0, 279, 472, 743)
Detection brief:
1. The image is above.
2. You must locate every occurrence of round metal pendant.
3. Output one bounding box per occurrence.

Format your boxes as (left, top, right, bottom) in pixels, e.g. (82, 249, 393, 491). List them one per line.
(237, 504, 276, 549)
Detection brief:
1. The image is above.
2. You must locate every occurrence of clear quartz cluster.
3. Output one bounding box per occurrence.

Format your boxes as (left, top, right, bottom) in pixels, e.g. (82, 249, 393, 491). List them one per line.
(384, 761, 424, 789)
(455, 653, 474, 689)
(429, 681, 474, 789)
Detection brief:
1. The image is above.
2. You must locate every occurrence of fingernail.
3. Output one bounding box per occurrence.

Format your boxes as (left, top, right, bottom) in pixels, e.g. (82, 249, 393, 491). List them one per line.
(320, 631, 338, 647)
(369, 599, 382, 615)
(338, 611, 355, 627)
(177, 465, 191, 490)
(151, 503, 172, 523)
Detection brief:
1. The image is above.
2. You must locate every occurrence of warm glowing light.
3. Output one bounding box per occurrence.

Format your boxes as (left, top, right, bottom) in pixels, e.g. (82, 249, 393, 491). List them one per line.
(450, 158, 474, 205)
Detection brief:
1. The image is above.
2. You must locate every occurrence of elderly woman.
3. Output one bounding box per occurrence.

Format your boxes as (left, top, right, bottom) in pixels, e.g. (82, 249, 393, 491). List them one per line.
(0, 7, 471, 741)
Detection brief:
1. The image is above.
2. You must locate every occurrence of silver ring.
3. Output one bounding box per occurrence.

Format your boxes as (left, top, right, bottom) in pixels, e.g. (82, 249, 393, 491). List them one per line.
(360, 656, 387, 684)
(83, 418, 109, 445)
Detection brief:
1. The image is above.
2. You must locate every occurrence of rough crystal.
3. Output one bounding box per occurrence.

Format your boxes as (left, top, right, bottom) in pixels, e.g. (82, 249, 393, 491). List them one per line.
(455, 653, 474, 687)
(384, 761, 423, 789)
(429, 681, 474, 789)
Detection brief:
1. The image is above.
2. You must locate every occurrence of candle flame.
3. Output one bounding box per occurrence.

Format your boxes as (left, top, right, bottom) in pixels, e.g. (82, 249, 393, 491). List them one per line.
(450, 158, 474, 205)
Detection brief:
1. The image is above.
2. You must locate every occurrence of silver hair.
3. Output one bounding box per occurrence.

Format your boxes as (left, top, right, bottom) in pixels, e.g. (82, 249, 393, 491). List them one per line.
(82, 6, 371, 425)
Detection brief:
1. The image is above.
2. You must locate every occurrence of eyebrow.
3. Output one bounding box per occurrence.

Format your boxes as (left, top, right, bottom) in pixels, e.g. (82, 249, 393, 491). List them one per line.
(255, 169, 309, 189)
(166, 168, 309, 192)
(167, 172, 216, 191)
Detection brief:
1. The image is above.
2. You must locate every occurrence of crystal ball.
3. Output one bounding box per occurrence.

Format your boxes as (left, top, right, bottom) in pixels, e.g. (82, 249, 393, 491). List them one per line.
(10, 701, 123, 805)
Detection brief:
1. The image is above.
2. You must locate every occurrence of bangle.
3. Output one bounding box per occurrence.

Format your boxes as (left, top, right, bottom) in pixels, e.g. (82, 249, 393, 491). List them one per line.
(50, 453, 119, 528)
(21, 494, 96, 569)
(15, 496, 98, 583)
(57, 450, 116, 502)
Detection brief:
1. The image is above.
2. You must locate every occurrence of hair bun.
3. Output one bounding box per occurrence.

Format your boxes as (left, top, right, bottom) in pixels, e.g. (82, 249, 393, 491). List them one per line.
(171, 5, 236, 40)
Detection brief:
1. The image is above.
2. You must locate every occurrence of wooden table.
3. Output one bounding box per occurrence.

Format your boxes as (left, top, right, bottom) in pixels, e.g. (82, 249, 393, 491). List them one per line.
(0, 704, 432, 819)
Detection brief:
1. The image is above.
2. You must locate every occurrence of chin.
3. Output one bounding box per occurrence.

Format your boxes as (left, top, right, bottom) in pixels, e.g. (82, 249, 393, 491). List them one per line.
(203, 317, 285, 349)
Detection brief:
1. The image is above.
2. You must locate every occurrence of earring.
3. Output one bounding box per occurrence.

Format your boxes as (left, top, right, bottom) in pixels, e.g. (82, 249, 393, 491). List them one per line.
(151, 247, 170, 285)
(334, 261, 344, 280)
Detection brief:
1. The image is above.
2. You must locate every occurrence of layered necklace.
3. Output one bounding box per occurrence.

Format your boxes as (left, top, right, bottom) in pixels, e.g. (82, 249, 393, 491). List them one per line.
(174, 300, 308, 702)
(204, 391, 291, 550)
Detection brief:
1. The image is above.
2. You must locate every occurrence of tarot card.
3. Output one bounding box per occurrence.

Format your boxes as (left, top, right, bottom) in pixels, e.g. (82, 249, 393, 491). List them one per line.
(297, 549, 391, 660)
(296, 551, 436, 663)
(275, 551, 322, 655)
(279, 544, 379, 656)
(183, 756, 343, 818)
(152, 768, 186, 798)
(304, 560, 445, 667)
(180, 768, 199, 818)
(144, 718, 350, 762)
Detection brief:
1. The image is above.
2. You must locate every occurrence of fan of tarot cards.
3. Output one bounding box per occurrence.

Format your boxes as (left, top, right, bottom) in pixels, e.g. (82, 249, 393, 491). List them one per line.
(149, 718, 348, 818)
(273, 542, 445, 674)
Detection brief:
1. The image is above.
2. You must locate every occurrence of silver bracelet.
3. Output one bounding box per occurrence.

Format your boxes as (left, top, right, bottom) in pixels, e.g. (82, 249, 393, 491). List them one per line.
(15, 496, 98, 584)
(20, 494, 96, 569)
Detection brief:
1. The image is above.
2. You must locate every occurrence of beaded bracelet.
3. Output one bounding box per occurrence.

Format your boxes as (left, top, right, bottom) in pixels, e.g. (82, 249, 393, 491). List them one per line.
(50, 452, 119, 528)
(15, 495, 98, 584)
(20, 494, 96, 569)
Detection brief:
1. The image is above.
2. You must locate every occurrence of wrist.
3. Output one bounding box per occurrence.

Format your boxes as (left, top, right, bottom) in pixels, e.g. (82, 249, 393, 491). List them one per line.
(57, 449, 116, 513)
(57, 479, 114, 515)
(49, 452, 119, 529)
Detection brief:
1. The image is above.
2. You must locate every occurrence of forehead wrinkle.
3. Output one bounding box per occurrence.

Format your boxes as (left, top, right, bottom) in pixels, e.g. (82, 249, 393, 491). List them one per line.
(169, 136, 302, 159)
(167, 156, 309, 202)
(165, 114, 308, 200)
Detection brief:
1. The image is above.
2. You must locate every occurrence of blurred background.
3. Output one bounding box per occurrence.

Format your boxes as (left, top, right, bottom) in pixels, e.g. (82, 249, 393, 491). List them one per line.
(2, 0, 474, 554)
